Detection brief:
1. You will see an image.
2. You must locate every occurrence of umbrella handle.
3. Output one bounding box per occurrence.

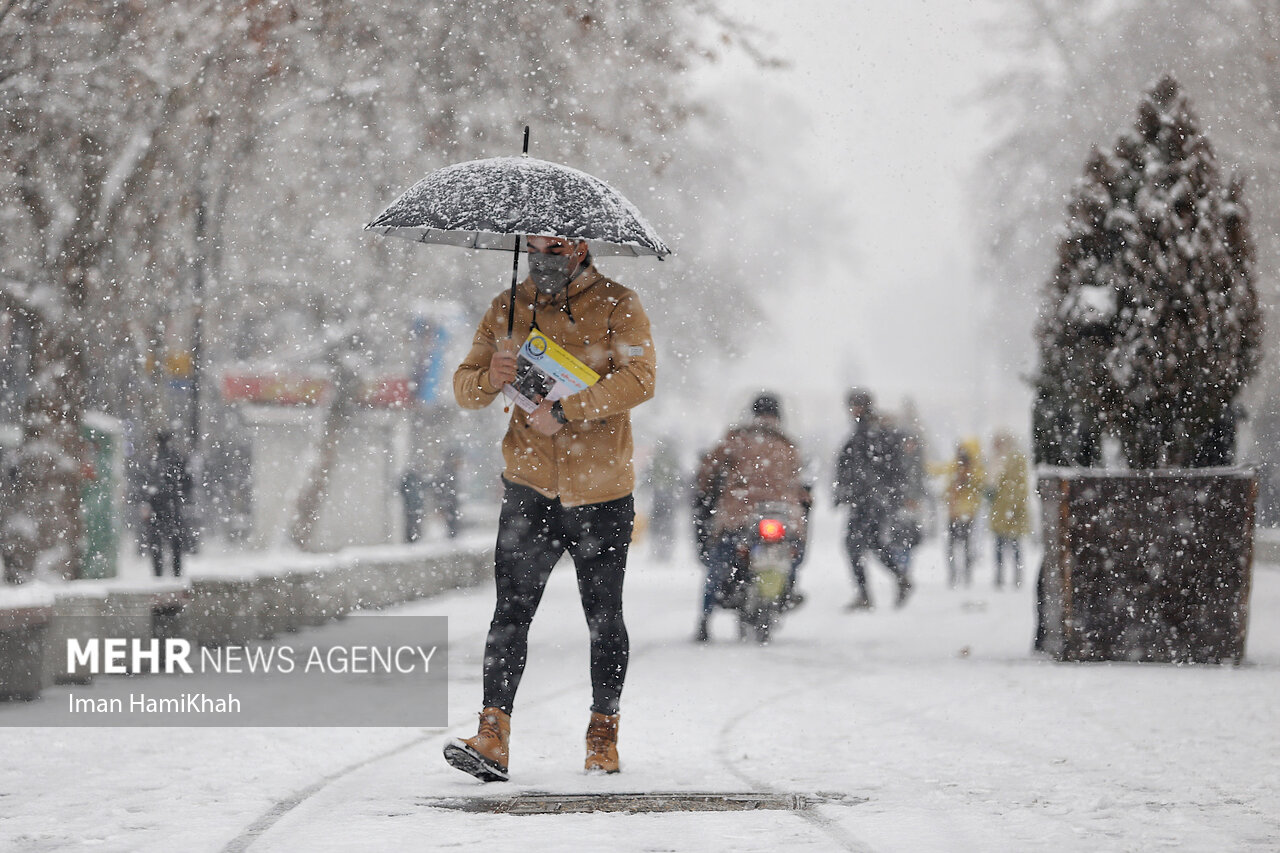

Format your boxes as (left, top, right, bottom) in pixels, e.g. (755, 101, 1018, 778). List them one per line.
(507, 233, 522, 338)
(504, 125, 530, 389)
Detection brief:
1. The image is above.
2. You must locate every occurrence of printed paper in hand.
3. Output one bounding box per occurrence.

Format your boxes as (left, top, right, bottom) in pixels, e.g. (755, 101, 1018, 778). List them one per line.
(502, 329, 600, 414)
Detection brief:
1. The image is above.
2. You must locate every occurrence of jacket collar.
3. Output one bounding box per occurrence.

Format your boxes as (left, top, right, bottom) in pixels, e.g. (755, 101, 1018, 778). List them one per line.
(520, 263, 604, 312)
(735, 417, 792, 443)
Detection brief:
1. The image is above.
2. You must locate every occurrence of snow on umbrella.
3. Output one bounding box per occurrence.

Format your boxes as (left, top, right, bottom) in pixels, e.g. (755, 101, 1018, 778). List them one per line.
(365, 155, 671, 259)
(367, 132, 670, 339)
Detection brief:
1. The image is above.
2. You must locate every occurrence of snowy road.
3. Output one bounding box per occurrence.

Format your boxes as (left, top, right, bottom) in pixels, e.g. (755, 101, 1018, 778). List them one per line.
(3, 505, 1279, 852)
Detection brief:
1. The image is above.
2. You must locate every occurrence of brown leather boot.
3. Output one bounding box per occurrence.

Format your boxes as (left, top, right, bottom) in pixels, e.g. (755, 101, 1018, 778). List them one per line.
(584, 712, 620, 774)
(443, 707, 510, 782)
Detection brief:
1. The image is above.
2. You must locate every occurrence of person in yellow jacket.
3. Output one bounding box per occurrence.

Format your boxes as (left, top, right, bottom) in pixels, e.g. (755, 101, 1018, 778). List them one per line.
(930, 438, 984, 587)
(444, 235, 656, 783)
(989, 432, 1031, 588)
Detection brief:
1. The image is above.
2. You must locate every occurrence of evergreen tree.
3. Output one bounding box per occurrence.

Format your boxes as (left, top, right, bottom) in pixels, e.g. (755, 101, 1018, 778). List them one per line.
(1034, 148, 1118, 467)
(1036, 75, 1261, 469)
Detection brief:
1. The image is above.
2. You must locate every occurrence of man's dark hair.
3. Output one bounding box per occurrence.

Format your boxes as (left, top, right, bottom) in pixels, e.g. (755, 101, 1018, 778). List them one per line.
(847, 388, 873, 411)
(752, 393, 782, 421)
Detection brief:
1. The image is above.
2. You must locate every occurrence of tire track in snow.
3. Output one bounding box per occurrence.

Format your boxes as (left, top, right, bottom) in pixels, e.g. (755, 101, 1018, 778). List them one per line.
(216, 615, 499, 853)
(715, 680, 878, 853)
(221, 732, 435, 853)
(221, 637, 668, 852)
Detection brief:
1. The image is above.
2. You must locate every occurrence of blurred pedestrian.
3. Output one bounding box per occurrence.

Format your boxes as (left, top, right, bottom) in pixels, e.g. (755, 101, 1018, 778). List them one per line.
(430, 451, 461, 539)
(833, 388, 911, 610)
(933, 439, 984, 588)
(989, 432, 1031, 588)
(446, 234, 656, 781)
(0, 445, 20, 583)
(882, 422, 925, 581)
(141, 430, 192, 578)
(645, 437, 683, 562)
(399, 466, 427, 543)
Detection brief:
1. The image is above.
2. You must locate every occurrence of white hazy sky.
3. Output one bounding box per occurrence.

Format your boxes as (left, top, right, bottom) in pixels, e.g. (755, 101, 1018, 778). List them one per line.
(699, 0, 1017, 452)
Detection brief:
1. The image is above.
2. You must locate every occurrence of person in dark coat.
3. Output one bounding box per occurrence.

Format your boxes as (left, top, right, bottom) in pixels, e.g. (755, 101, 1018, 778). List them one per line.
(832, 389, 911, 610)
(880, 421, 925, 581)
(399, 467, 427, 543)
(430, 451, 461, 539)
(141, 430, 192, 578)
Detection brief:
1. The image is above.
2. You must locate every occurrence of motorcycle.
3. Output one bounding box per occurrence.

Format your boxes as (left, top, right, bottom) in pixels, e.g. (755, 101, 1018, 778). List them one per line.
(719, 501, 807, 644)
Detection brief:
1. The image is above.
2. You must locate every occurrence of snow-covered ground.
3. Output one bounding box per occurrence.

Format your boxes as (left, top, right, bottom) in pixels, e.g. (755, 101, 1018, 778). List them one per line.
(3, 503, 1278, 852)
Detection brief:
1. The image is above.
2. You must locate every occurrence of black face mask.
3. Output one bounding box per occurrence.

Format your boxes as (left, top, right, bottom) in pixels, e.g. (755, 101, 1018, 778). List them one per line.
(528, 251, 576, 296)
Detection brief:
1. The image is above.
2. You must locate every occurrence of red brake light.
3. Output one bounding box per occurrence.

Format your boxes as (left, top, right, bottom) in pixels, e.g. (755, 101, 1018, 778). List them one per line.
(758, 518, 786, 543)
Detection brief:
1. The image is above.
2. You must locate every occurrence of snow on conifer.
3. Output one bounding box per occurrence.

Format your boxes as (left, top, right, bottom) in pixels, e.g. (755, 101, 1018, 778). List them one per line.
(1036, 75, 1261, 469)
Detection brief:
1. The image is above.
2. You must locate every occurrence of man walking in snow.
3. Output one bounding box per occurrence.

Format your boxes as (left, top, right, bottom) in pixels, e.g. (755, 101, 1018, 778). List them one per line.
(833, 388, 912, 609)
(444, 235, 656, 782)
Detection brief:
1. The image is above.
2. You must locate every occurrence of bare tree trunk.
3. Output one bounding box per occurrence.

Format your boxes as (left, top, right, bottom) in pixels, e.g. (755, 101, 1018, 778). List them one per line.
(290, 352, 360, 552)
(289, 398, 352, 552)
(3, 320, 89, 581)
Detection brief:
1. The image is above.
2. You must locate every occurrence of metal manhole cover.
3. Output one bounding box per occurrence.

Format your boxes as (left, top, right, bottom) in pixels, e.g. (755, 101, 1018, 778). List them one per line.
(417, 791, 857, 815)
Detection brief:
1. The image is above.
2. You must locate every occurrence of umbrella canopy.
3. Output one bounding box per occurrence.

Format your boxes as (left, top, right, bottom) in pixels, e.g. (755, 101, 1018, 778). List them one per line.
(365, 156, 671, 258)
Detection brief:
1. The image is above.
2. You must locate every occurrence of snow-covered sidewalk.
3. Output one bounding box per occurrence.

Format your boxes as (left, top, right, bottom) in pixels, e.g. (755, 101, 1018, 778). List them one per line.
(2, 506, 1278, 852)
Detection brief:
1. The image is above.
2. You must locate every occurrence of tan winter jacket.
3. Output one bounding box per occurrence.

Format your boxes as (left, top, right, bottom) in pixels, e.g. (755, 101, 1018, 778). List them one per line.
(453, 264, 656, 507)
(696, 418, 809, 538)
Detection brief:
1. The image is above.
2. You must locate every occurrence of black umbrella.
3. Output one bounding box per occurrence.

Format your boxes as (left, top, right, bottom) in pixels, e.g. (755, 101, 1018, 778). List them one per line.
(366, 128, 671, 337)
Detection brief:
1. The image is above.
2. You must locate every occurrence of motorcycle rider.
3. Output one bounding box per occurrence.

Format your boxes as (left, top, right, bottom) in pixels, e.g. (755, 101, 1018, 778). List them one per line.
(693, 392, 810, 642)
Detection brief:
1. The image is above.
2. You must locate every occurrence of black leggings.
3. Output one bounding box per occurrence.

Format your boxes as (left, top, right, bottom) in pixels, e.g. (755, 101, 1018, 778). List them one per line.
(482, 480, 633, 716)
